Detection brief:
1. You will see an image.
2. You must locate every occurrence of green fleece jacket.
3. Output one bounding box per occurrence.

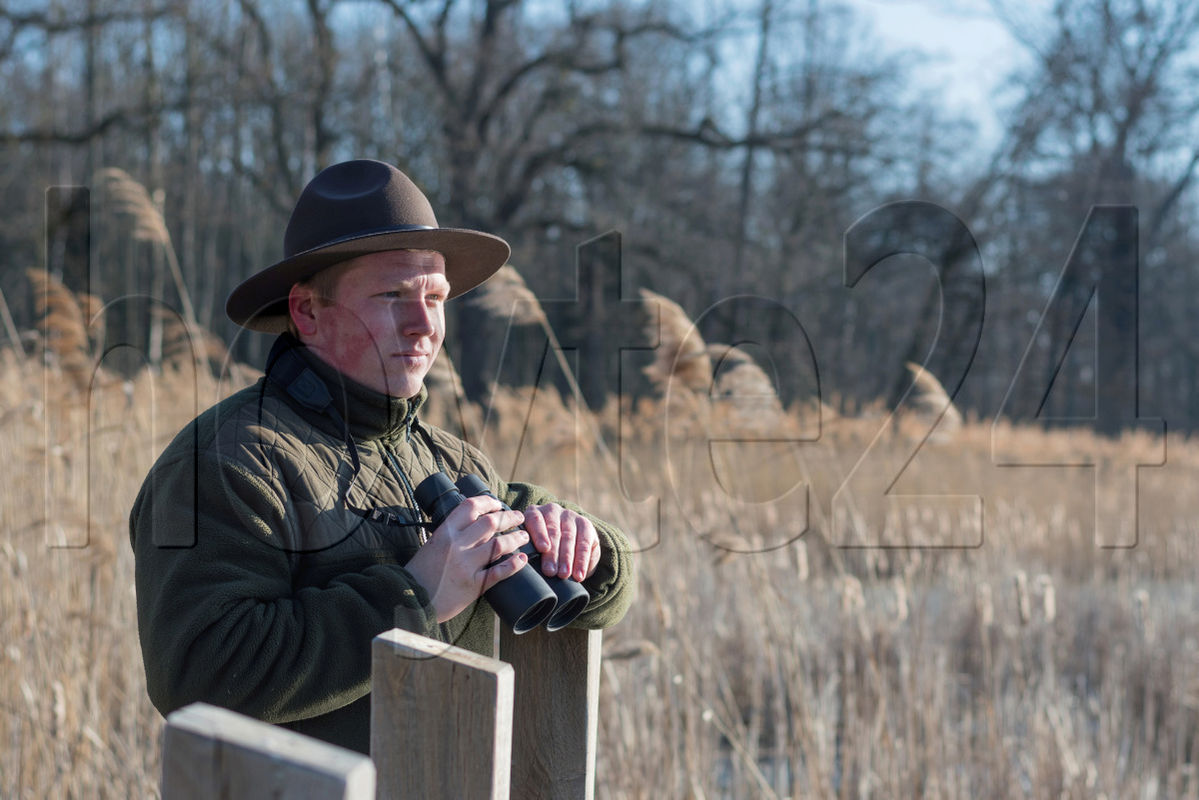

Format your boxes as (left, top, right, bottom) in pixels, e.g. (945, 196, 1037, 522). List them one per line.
(128, 335, 634, 754)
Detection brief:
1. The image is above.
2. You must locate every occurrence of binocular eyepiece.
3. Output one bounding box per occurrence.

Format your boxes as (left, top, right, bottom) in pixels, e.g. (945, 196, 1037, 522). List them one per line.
(413, 472, 591, 634)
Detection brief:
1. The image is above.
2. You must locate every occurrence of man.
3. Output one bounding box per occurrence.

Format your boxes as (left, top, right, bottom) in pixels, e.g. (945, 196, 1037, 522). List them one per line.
(129, 159, 635, 754)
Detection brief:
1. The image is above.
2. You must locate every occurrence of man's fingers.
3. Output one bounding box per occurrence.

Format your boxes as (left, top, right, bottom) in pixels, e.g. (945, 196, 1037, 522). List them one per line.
(572, 517, 597, 581)
(521, 503, 598, 580)
(447, 497, 524, 546)
(481, 547, 527, 593)
(485, 527, 530, 566)
(445, 495, 502, 530)
(523, 504, 562, 575)
(522, 506, 553, 554)
(555, 512, 577, 579)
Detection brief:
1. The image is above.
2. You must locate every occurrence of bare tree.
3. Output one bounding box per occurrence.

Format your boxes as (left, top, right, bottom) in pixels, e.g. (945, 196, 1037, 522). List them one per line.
(987, 0, 1199, 431)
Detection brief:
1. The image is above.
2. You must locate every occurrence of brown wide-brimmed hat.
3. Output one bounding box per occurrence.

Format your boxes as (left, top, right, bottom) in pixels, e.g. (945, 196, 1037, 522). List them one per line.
(226, 159, 511, 332)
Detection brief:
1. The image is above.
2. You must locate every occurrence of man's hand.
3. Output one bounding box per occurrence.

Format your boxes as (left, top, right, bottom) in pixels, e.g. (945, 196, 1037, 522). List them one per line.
(404, 496, 530, 623)
(522, 503, 602, 582)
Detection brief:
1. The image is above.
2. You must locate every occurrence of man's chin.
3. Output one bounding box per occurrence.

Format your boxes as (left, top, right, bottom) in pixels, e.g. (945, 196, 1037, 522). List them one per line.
(382, 372, 427, 399)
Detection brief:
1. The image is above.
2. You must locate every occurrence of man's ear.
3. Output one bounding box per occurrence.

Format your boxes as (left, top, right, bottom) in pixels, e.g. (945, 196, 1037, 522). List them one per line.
(288, 283, 320, 337)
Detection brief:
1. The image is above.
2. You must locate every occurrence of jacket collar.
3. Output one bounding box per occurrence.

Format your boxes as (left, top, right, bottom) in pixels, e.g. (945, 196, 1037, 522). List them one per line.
(265, 333, 427, 443)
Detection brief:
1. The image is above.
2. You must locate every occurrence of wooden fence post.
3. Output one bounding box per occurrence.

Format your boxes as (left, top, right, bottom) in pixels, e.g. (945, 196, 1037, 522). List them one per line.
(499, 626, 603, 800)
(161, 702, 375, 799)
(372, 627, 514, 800)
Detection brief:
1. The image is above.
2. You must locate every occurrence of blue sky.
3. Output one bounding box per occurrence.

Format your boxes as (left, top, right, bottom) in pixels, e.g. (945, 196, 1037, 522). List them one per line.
(849, 0, 1031, 148)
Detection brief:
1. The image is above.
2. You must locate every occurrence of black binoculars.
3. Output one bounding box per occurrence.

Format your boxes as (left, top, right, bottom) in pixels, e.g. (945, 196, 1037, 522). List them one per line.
(413, 472, 591, 634)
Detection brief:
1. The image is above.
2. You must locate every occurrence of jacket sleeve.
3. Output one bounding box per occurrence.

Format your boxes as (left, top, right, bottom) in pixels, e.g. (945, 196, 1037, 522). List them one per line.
(128, 445, 438, 724)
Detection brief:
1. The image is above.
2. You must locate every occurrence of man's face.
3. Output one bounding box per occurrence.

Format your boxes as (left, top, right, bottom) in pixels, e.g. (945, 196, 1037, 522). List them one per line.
(293, 249, 449, 398)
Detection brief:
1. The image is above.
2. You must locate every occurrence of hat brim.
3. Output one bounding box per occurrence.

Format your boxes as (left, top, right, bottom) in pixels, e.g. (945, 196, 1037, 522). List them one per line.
(226, 227, 511, 332)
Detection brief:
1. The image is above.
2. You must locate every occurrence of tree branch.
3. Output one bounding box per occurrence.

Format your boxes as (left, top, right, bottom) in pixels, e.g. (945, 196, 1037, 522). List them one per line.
(0, 3, 176, 34)
(1145, 148, 1199, 248)
(477, 16, 692, 137)
(234, 0, 299, 200)
(0, 103, 163, 145)
(639, 110, 846, 152)
(379, 0, 456, 105)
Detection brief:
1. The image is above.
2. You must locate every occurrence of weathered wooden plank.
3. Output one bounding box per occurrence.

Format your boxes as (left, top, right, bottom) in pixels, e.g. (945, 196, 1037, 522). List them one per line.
(500, 626, 602, 800)
(372, 627, 514, 800)
(161, 702, 375, 800)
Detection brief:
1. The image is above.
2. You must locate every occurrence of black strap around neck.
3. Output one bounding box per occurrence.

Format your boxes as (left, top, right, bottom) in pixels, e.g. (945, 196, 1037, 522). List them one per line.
(264, 335, 362, 478)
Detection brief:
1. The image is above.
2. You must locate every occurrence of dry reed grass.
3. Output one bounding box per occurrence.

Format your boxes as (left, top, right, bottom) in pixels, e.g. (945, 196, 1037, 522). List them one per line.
(639, 287, 791, 443)
(594, 424, 1199, 798)
(900, 360, 962, 443)
(462, 264, 547, 327)
(25, 268, 101, 390)
(3, 342, 1198, 799)
(1, 349, 257, 798)
(94, 168, 195, 327)
(640, 288, 711, 394)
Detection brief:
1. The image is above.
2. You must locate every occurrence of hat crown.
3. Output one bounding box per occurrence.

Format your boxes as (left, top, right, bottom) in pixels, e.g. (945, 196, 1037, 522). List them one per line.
(227, 158, 509, 332)
(283, 160, 439, 258)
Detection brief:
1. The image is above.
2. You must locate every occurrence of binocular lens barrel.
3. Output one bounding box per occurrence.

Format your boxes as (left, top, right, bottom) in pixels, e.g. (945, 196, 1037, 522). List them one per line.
(414, 472, 558, 634)
(453, 475, 590, 632)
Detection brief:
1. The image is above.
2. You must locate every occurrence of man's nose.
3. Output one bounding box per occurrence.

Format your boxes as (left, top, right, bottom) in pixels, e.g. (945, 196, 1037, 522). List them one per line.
(397, 300, 436, 336)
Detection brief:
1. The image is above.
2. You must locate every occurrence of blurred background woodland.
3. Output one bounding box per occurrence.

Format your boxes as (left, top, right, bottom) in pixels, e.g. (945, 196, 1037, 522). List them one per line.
(6, 1, 1199, 798)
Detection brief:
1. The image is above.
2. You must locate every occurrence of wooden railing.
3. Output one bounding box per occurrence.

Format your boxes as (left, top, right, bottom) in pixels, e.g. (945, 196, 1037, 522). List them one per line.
(161, 626, 602, 799)
(161, 703, 376, 799)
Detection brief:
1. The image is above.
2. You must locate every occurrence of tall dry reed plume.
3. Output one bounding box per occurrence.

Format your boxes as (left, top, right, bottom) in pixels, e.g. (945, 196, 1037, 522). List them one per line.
(632, 287, 815, 562)
(639, 288, 711, 393)
(464, 264, 547, 326)
(455, 263, 570, 451)
(706, 342, 785, 433)
(155, 308, 231, 374)
(95, 167, 196, 328)
(901, 360, 962, 442)
(26, 268, 101, 389)
(458, 264, 630, 501)
(638, 287, 786, 435)
(1, 353, 266, 798)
